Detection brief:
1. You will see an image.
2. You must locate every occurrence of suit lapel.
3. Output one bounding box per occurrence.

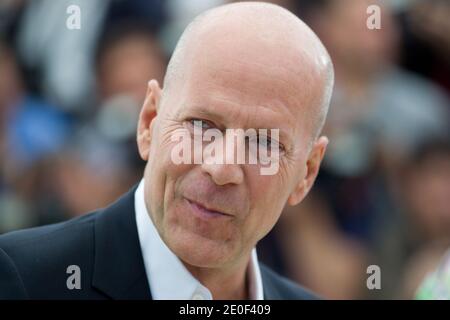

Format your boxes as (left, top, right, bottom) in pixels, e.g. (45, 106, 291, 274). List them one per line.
(260, 265, 283, 299)
(92, 186, 152, 299)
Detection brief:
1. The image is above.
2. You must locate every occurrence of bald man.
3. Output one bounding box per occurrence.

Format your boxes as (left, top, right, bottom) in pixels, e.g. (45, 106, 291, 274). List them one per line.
(0, 2, 333, 300)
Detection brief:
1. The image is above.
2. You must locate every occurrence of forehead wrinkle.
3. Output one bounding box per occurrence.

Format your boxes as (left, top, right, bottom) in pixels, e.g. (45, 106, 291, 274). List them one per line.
(188, 66, 309, 121)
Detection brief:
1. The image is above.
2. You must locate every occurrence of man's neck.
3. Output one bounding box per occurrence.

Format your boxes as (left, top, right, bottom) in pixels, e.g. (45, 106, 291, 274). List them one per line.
(183, 257, 250, 300)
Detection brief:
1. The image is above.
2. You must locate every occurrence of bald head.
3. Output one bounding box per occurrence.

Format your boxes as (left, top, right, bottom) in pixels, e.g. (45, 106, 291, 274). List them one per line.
(163, 1, 334, 141)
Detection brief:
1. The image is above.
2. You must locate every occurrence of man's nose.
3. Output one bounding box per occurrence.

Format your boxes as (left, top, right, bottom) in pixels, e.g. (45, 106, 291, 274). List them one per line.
(200, 139, 243, 185)
(200, 161, 244, 186)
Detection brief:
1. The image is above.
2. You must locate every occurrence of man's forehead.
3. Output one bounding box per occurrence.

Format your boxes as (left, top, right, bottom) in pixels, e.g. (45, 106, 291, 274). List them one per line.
(182, 24, 324, 111)
(179, 55, 319, 133)
(161, 3, 332, 143)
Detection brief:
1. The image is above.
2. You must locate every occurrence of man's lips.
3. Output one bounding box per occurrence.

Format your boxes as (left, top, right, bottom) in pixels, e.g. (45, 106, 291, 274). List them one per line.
(185, 198, 233, 218)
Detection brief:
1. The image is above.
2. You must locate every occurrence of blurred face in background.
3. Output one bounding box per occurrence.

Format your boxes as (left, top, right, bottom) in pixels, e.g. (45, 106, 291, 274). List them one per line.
(95, 29, 168, 158)
(97, 32, 166, 104)
(314, 0, 399, 74)
(54, 145, 135, 217)
(404, 150, 450, 241)
(137, 7, 331, 270)
(0, 43, 23, 112)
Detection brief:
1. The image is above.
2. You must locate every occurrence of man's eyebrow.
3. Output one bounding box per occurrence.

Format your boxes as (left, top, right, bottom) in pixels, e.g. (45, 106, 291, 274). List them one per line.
(179, 105, 228, 127)
(196, 108, 225, 122)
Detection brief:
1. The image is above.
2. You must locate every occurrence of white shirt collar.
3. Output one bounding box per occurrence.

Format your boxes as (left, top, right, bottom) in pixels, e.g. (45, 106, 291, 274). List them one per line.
(134, 179, 264, 300)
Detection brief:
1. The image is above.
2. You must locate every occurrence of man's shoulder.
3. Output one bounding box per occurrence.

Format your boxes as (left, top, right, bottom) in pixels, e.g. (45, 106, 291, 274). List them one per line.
(0, 186, 140, 299)
(0, 211, 101, 299)
(0, 210, 98, 253)
(259, 264, 320, 300)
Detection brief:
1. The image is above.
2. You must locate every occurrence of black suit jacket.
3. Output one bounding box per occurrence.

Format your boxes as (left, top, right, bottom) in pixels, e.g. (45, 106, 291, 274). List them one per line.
(0, 187, 318, 300)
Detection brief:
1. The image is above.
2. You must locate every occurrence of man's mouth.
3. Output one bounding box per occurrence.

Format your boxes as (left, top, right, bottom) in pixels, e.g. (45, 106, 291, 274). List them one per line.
(185, 198, 233, 219)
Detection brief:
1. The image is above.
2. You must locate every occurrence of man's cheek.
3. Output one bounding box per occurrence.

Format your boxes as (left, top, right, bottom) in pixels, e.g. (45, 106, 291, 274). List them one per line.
(252, 178, 287, 220)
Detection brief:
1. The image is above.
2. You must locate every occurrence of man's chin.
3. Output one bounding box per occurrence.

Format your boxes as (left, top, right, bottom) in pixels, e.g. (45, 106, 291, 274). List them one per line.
(166, 231, 238, 268)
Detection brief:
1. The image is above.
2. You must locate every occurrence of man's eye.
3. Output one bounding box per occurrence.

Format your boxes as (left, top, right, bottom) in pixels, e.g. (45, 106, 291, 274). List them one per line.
(190, 119, 211, 130)
(258, 135, 285, 152)
(258, 136, 270, 147)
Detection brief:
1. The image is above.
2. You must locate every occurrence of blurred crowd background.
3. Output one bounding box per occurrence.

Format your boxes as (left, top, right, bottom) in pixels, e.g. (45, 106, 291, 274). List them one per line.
(0, 0, 449, 299)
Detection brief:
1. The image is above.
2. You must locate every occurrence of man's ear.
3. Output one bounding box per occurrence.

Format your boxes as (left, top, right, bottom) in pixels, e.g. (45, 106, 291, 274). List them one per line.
(287, 136, 328, 206)
(137, 79, 162, 161)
